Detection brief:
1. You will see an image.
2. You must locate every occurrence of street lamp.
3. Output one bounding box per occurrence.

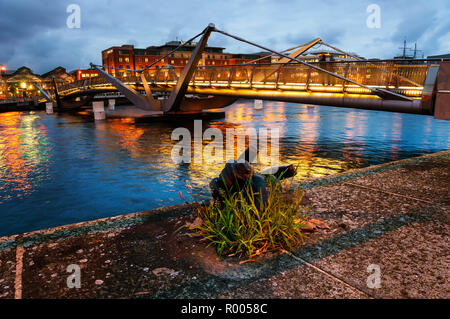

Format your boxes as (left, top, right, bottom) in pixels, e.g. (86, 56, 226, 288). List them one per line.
(20, 82, 27, 99)
(0, 66, 5, 98)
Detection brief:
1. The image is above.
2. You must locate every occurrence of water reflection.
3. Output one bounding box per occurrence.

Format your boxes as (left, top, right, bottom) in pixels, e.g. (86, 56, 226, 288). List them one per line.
(0, 112, 51, 203)
(0, 102, 449, 236)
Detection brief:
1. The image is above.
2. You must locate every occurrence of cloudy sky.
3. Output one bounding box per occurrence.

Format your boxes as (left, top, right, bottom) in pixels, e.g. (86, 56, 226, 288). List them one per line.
(1, 0, 449, 74)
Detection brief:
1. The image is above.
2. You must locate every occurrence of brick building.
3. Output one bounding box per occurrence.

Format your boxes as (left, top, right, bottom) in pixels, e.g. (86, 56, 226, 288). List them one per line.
(1, 66, 43, 97)
(0, 66, 75, 98)
(102, 41, 271, 76)
(70, 69, 100, 81)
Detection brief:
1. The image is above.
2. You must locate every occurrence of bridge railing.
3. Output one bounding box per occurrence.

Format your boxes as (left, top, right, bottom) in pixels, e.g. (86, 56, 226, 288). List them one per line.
(187, 61, 429, 89)
(57, 61, 432, 98)
(139, 62, 430, 90)
(0, 97, 29, 104)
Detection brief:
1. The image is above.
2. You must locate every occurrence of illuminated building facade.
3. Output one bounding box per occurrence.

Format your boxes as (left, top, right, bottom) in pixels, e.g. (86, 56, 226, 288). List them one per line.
(0, 66, 74, 98)
(295, 51, 363, 63)
(0, 64, 7, 98)
(1, 67, 43, 97)
(70, 69, 100, 81)
(102, 41, 271, 76)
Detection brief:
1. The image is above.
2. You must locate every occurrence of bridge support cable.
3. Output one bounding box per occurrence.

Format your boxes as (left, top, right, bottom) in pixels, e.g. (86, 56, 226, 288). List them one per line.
(32, 83, 53, 103)
(90, 29, 210, 112)
(52, 77, 62, 109)
(251, 38, 322, 83)
(140, 71, 162, 110)
(90, 63, 161, 111)
(277, 38, 322, 64)
(242, 38, 321, 65)
(162, 24, 216, 112)
(319, 41, 422, 89)
(213, 28, 412, 101)
(141, 31, 205, 72)
(90, 31, 205, 76)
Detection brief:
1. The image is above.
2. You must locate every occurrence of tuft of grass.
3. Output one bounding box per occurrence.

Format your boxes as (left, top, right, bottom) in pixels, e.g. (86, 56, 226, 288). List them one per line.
(184, 172, 309, 259)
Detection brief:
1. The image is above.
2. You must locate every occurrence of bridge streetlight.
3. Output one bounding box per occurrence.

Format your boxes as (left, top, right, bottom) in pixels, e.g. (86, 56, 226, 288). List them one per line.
(20, 82, 27, 99)
(0, 66, 6, 98)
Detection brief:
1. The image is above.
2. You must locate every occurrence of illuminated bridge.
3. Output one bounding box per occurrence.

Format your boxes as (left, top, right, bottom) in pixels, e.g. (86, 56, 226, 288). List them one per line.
(38, 24, 450, 120)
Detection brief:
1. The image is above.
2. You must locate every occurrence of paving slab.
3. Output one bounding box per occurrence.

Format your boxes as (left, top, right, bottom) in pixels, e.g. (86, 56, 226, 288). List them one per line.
(214, 262, 368, 299)
(304, 182, 425, 235)
(0, 248, 16, 299)
(309, 204, 449, 299)
(11, 204, 204, 298)
(290, 153, 450, 299)
(344, 156, 450, 203)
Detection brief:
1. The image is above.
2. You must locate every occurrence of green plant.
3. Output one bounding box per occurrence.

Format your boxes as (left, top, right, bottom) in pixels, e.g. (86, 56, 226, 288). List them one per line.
(185, 172, 309, 259)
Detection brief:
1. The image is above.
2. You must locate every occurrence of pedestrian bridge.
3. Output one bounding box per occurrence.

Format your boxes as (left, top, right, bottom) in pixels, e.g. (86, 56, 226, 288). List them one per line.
(38, 24, 449, 120)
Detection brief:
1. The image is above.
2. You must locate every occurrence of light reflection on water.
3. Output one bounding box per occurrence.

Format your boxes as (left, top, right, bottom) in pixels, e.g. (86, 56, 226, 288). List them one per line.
(0, 101, 449, 236)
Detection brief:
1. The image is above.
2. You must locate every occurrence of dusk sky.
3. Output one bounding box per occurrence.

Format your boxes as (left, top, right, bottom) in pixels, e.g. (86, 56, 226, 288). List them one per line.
(1, 0, 449, 74)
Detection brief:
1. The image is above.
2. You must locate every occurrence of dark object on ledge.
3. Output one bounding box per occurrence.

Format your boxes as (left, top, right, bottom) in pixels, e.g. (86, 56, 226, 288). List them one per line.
(261, 164, 297, 179)
(210, 147, 297, 209)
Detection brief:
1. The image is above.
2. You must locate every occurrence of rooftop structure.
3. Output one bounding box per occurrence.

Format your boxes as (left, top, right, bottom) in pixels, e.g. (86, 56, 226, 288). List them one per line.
(427, 53, 450, 60)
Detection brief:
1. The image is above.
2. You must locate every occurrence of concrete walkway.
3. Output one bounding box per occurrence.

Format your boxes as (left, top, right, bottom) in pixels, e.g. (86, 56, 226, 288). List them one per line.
(0, 151, 448, 299)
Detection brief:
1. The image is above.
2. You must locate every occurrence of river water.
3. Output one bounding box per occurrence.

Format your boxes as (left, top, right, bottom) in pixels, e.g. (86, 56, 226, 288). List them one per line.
(0, 100, 449, 236)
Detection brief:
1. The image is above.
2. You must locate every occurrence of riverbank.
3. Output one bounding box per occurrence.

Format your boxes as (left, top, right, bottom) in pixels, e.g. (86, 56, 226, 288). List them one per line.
(0, 150, 448, 299)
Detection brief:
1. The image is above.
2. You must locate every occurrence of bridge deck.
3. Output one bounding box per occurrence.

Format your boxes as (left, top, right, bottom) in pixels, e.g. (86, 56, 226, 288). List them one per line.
(55, 61, 432, 99)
